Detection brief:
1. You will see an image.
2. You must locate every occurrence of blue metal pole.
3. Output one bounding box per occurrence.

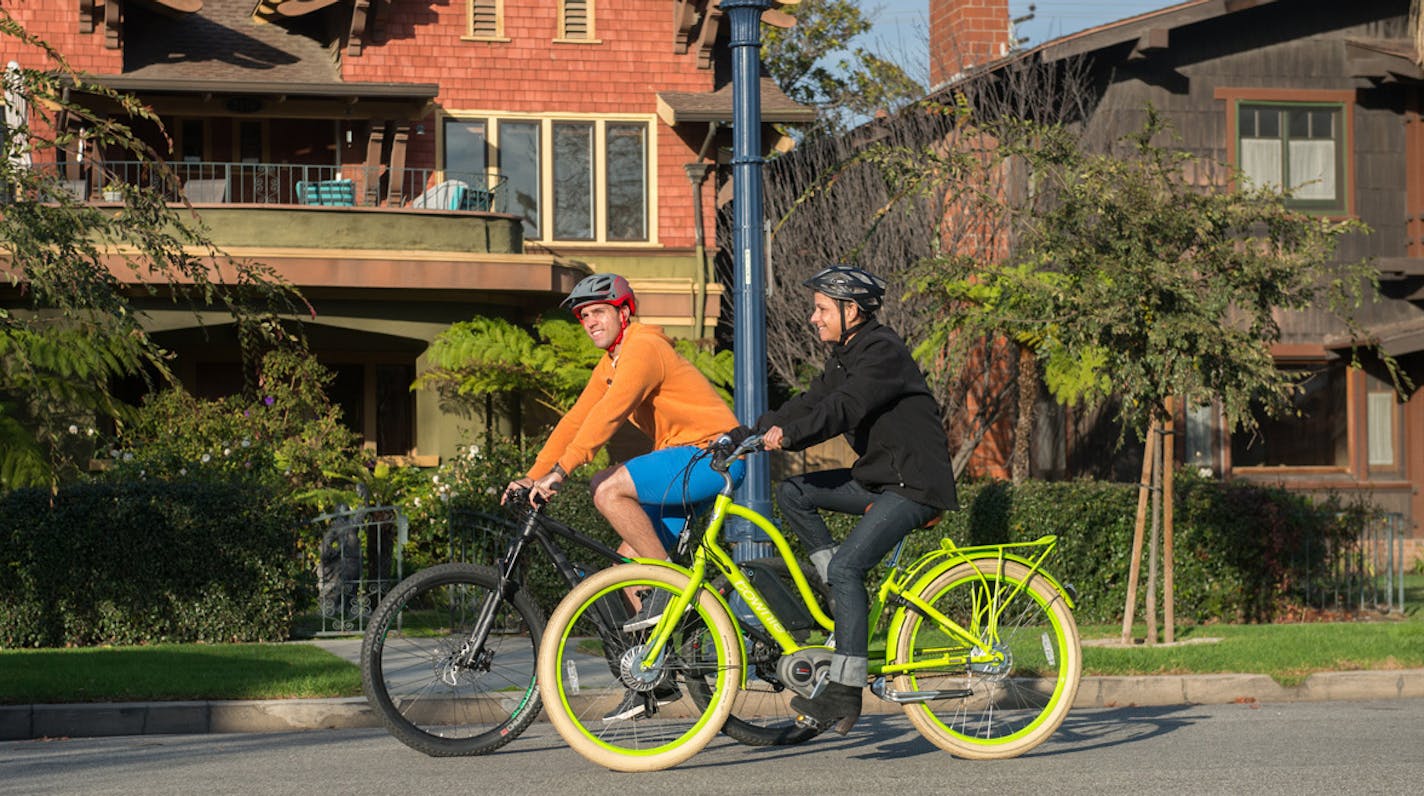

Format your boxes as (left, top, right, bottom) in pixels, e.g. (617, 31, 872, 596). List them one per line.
(723, 0, 774, 560)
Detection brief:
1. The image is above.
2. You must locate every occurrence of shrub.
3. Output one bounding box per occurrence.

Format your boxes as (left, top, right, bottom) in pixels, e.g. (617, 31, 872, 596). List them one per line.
(796, 474, 1373, 626)
(0, 479, 304, 647)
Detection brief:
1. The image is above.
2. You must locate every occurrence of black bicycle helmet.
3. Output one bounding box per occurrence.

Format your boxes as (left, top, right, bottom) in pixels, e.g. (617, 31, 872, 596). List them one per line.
(803, 264, 887, 312)
(561, 273, 638, 316)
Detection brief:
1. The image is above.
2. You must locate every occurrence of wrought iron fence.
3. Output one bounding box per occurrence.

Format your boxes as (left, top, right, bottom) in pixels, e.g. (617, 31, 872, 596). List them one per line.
(26, 160, 507, 211)
(1302, 511, 1408, 615)
(310, 504, 409, 635)
(446, 507, 517, 565)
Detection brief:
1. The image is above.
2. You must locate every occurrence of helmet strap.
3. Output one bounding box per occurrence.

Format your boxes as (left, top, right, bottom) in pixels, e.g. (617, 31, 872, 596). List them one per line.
(836, 301, 868, 345)
(610, 304, 632, 350)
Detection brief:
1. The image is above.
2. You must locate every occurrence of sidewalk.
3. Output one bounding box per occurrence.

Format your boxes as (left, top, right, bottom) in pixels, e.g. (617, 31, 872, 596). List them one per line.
(3, 636, 1421, 742)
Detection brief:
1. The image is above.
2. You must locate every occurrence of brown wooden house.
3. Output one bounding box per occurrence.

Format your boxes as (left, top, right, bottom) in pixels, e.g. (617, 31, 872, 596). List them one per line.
(0, 0, 811, 464)
(926, 0, 1424, 557)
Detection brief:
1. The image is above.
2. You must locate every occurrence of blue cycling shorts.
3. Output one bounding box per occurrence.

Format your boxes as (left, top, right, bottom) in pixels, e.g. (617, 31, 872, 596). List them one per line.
(623, 444, 746, 550)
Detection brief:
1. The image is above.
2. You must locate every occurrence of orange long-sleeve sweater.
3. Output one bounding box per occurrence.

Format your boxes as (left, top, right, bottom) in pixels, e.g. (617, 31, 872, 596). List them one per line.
(526, 322, 737, 479)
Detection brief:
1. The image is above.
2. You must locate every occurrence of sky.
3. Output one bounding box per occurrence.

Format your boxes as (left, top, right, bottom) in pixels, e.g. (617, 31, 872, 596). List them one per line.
(866, 0, 1177, 84)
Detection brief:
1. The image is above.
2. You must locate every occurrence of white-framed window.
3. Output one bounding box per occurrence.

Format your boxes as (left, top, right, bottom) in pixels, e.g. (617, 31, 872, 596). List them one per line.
(1236, 102, 1347, 213)
(1365, 369, 1401, 470)
(558, 0, 595, 41)
(468, 0, 503, 40)
(442, 113, 653, 244)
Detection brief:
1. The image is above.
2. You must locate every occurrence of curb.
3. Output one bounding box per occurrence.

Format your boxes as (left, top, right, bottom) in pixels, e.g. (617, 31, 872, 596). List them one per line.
(4, 670, 1422, 742)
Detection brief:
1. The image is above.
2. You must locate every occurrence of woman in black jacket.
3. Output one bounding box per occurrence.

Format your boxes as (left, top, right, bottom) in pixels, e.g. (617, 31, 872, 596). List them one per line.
(756, 264, 958, 735)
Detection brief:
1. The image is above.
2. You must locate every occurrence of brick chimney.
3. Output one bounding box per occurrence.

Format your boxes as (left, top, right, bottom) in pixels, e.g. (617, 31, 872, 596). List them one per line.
(929, 0, 1013, 89)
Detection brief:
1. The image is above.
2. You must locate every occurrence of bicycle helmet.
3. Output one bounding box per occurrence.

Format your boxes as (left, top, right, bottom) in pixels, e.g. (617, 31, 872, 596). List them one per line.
(803, 264, 887, 312)
(561, 273, 638, 316)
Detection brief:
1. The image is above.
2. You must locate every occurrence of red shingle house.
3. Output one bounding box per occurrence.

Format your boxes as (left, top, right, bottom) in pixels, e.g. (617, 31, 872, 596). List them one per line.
(0, 0, 811, 463)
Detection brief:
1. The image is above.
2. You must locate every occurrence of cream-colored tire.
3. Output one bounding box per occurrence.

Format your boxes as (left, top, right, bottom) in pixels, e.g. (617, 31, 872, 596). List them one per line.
(892, 559, 1081, 759)
(536, 564, 742, 772)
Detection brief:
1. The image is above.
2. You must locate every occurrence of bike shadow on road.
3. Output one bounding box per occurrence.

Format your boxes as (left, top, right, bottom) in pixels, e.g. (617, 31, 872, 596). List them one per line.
(440, 705, 1209, 770)
(620, 704, 1209, 767)
(854, 704, 1207, 762)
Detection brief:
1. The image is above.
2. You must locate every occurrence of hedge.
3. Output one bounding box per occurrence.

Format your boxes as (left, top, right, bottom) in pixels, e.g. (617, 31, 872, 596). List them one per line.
(439, 472, 1366, 626)
(0, 479, 304, 647)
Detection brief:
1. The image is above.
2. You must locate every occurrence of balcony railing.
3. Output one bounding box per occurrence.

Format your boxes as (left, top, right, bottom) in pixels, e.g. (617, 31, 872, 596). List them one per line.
(34, 161, 507, 212)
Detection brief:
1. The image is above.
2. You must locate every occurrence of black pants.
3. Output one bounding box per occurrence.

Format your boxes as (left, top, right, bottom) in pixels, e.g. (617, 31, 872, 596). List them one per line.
(776, 469, 940, 662)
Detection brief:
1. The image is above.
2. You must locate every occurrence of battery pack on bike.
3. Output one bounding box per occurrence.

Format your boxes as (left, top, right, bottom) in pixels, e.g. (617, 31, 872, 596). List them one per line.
(728, 558, 816, 632)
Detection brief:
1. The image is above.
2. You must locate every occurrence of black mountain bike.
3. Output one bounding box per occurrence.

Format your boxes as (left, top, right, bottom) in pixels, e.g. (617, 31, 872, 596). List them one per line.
(360, 487, 820, 756)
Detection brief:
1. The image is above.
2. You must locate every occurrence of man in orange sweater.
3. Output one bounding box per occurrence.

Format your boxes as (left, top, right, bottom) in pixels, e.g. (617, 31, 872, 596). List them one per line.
(503, 273, 743, 642)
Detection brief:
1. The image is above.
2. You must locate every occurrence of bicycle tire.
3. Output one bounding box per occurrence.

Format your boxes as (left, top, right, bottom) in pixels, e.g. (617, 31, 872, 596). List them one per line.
(891, 559, 1081, 759)
(361, 562, 544, 756)
(537, 564, 742, 772)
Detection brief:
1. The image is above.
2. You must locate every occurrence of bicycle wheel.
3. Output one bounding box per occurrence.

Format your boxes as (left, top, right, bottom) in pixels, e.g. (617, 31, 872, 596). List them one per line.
(537, 564, 742, 772)
(891, 559, 1080, 759)
(361, 562, 544, 756)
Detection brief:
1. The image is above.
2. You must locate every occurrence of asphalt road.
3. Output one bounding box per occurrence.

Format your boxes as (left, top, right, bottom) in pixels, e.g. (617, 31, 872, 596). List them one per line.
(3, 698, 1422, 795)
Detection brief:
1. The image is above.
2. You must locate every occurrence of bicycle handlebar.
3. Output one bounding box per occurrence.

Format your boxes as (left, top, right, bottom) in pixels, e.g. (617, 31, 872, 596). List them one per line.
(709, 431, 763, 472)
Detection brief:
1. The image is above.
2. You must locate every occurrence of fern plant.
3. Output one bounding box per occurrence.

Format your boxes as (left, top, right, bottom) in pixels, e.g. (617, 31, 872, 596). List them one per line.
(414, 316, 736, 418)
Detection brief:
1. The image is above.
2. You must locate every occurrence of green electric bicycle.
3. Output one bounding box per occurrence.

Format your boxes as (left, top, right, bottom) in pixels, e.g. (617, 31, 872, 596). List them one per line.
(535, 433, 1083, 772)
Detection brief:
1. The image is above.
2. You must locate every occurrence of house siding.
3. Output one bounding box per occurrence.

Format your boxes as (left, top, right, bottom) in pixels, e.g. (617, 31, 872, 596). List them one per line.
(1064, 0, 1423, 543)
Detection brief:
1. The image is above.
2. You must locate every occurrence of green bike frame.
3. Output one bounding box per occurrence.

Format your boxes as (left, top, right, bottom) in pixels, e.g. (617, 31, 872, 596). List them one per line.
(630, 490, 1076, 683)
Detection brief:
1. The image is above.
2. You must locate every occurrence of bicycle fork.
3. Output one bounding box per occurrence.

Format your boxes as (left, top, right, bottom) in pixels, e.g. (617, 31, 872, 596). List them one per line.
(448, 511, 541, 678)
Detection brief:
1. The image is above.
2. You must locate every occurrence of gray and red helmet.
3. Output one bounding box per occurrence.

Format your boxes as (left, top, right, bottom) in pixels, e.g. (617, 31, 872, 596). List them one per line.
(561, 273, 638, 316)
(803, 264, 887, 313)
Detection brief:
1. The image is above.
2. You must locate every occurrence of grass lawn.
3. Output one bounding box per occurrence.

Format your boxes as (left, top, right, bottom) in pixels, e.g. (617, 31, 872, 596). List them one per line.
(0, 643, 361, 705)
(3, 575, 1420, 703)
(1081, 619, 1424, 686)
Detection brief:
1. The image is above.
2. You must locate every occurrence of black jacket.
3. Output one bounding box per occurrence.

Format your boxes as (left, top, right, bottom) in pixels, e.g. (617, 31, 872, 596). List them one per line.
(757, 319, 959, 511)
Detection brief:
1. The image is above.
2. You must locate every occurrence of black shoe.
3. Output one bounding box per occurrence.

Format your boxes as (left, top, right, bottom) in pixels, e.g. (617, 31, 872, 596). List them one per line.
(791, 681, 863, 736)
(602, 682, 682, 722)
(623, 588, 672, 632)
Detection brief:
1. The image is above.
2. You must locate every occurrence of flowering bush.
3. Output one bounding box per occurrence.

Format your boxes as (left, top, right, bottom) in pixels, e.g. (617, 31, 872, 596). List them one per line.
(101, 350, 360, 494)
(397, 437, 530, 571)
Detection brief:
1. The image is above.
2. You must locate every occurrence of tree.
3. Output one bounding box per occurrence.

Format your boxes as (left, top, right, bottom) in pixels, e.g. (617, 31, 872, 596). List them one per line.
(0, 12, 303, 490)
(915, 108, 1404, 640)
(757, 55, 1094, 476)
(762, 0, 924, 135)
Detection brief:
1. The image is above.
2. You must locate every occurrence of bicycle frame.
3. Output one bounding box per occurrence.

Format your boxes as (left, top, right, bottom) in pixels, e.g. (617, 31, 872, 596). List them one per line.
(458, 499, 632, 671)
(633, 445, 1076, 684)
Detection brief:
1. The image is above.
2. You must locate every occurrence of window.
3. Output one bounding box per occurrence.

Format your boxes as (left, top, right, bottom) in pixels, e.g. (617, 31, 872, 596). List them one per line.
(500, 120, 542, 239)
(559, 0, 594, 40)
(442, 118, 487, 187)
(1366, 373, 1400, 469)
(469, 0, 502, 39)
(179, 119, 204, 162)
(443, 115, 652, 243)
(606, 123, 647, 241)
(553, 122, 595, 239)
(1231, 364, 1348, 468)
(1237, 102, 1346, 212)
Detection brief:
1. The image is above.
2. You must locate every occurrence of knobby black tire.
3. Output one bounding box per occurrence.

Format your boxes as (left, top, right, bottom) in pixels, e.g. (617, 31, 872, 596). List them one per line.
(892, 559, 1081, 760)
(361, 562, 544, 756)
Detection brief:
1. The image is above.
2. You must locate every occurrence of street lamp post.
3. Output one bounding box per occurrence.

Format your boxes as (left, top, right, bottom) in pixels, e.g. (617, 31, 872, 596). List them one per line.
(722, 0, 774, 560)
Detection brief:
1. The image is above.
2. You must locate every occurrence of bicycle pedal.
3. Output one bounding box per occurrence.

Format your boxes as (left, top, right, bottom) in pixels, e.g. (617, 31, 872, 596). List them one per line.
(793, 712, 823, 731)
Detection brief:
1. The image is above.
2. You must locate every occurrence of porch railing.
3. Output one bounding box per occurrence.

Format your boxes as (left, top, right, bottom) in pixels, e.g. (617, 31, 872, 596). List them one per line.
(31, 161, 507, 212)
